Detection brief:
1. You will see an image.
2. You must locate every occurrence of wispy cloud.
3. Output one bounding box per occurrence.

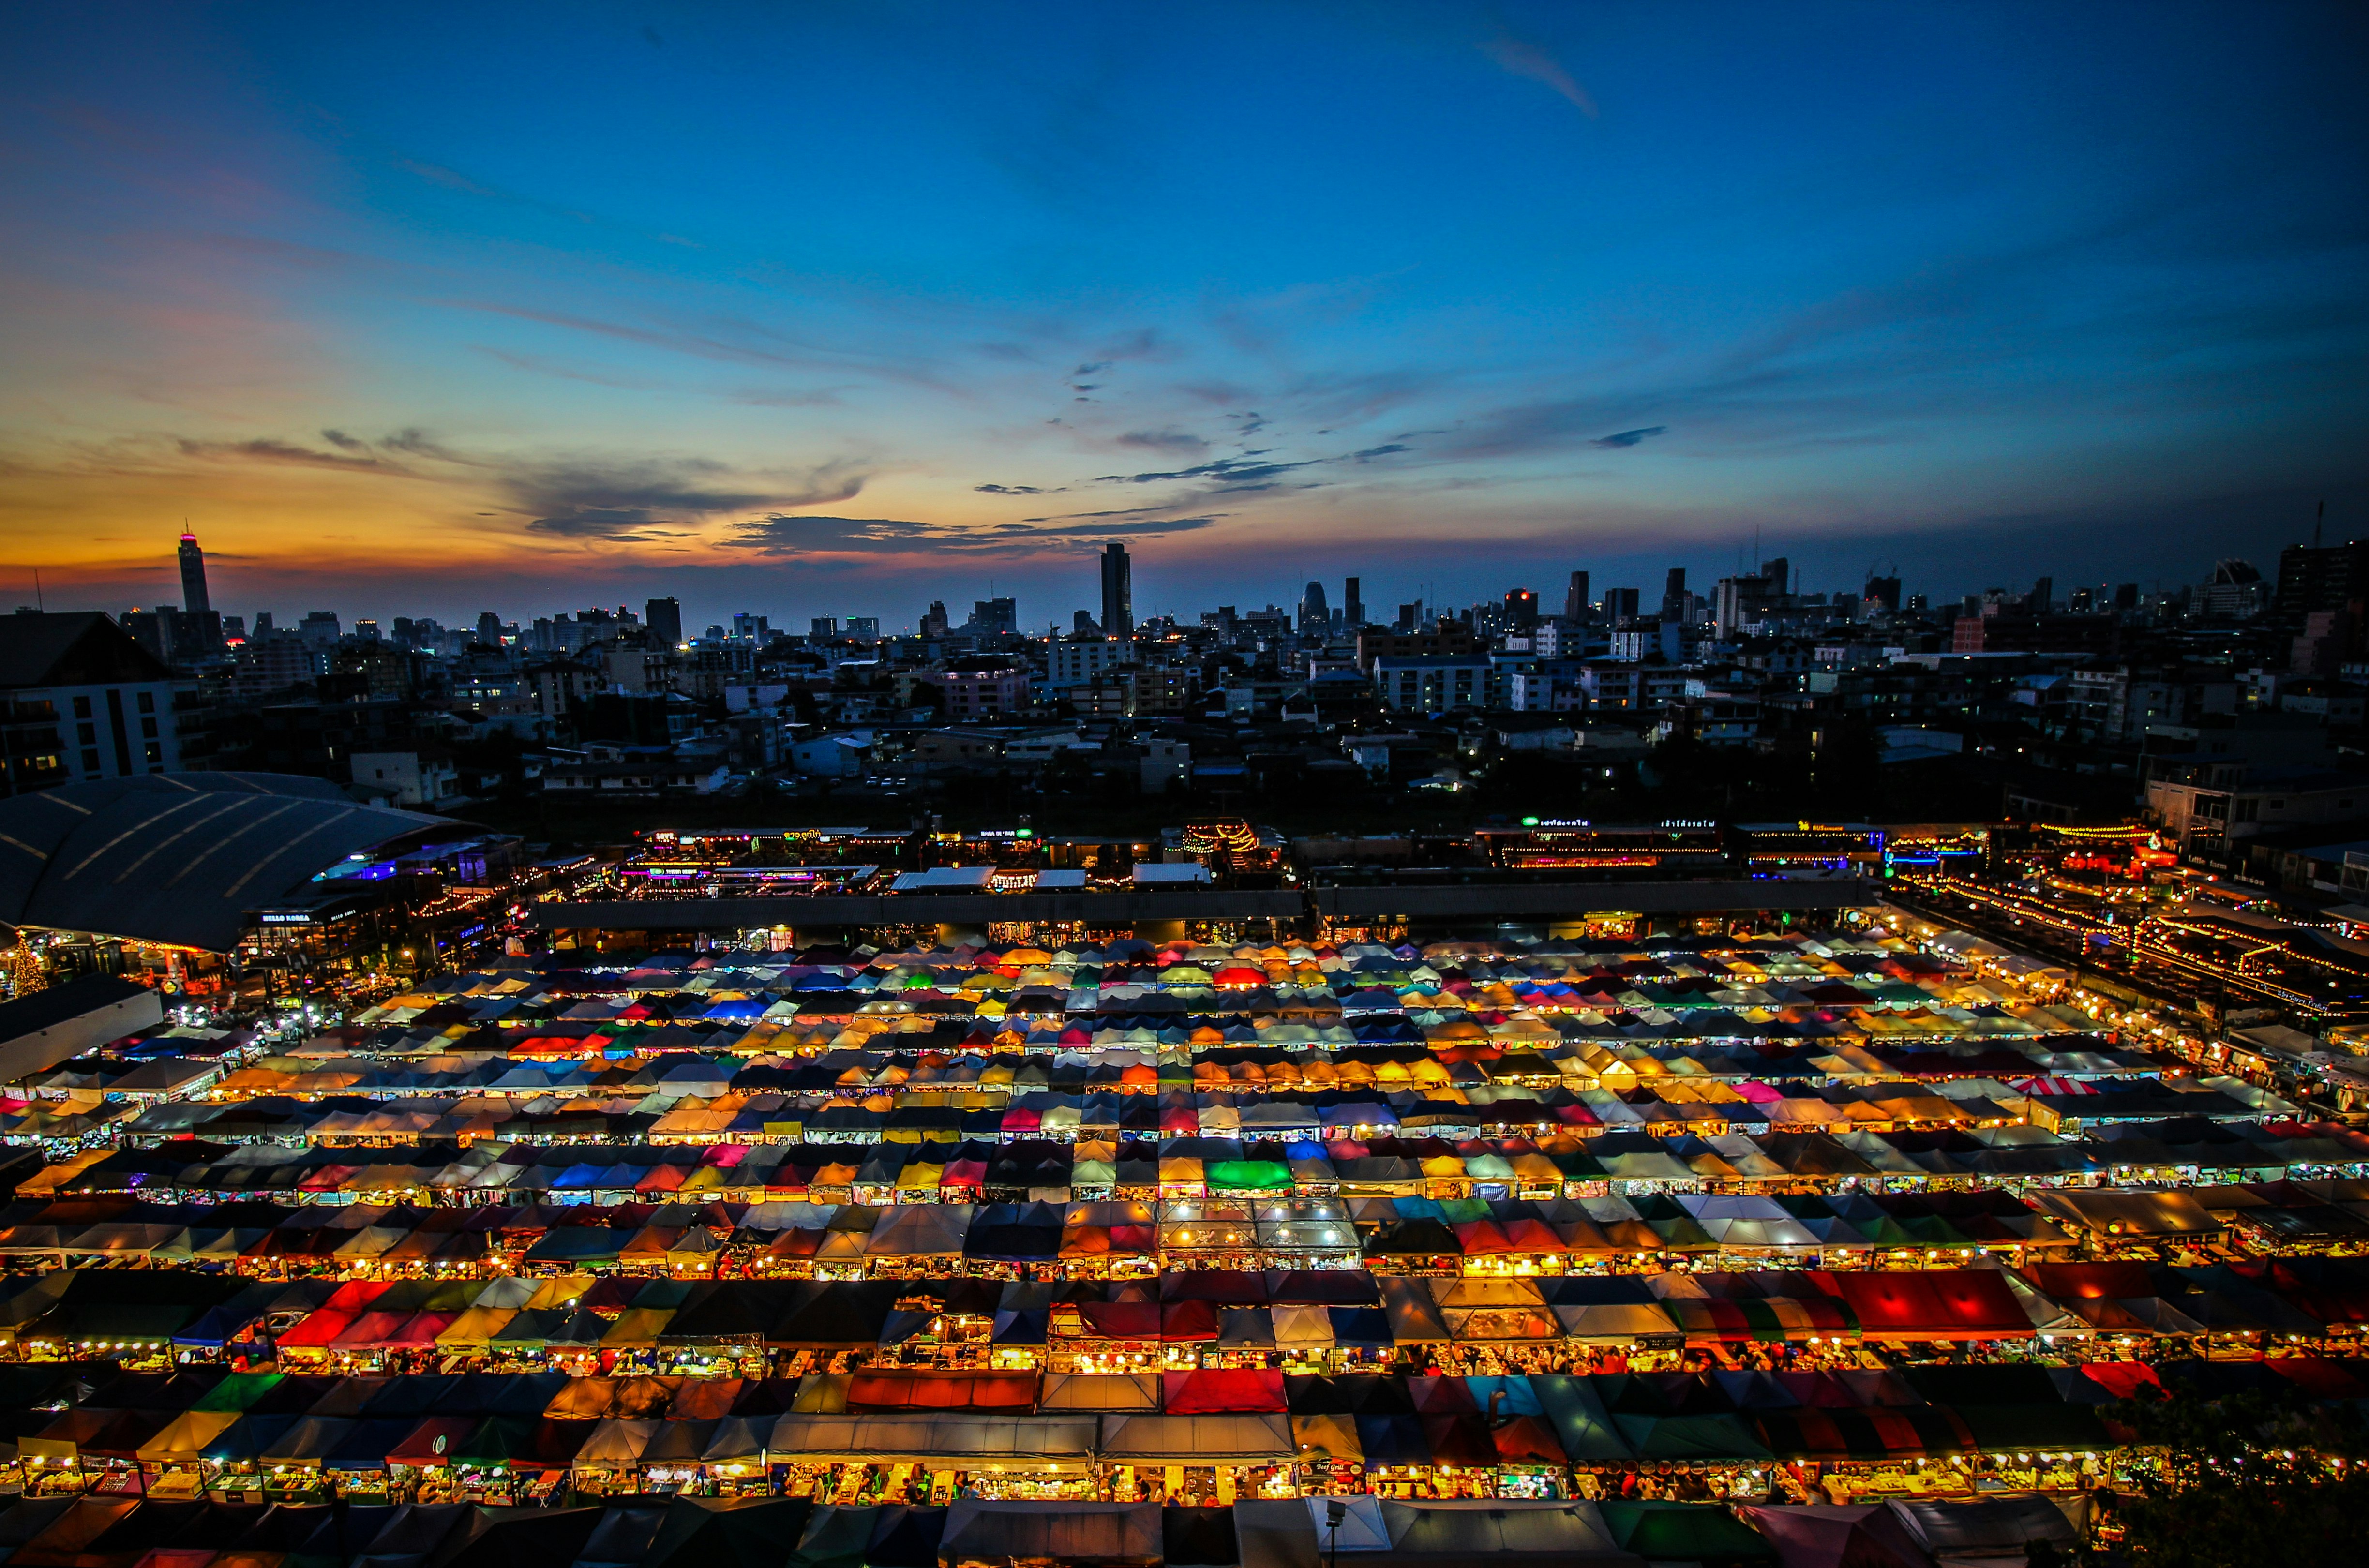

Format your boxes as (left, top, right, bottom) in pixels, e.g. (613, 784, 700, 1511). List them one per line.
(1592, 426, 1667, 448)
(1478, 35, 1598, 117)
(175, 437, 393, 472)
(1117, 428, 1207, 453)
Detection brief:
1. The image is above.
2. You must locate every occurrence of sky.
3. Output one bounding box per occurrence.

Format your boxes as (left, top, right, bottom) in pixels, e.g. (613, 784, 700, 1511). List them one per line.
(2, 0, 2365, 631)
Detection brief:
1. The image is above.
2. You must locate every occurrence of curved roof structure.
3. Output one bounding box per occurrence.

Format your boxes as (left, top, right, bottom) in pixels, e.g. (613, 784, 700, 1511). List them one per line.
(0, 773, 450, 952)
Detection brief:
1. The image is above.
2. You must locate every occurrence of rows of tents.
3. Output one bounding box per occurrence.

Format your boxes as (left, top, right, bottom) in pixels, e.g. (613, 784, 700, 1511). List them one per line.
(10, 1356, 2361, 1476)
(12, 1255, 2369, 1359)
(0, 1488, 2106, 1568)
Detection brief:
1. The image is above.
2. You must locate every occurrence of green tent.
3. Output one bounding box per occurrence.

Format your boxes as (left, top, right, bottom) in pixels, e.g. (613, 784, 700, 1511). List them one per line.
(1600, 1501, 1775, 1561)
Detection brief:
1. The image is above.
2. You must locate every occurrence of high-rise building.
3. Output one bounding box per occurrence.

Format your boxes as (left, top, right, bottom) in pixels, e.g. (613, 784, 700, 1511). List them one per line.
(1603, 587, 1641, 623)
(645, 597, 682, 647)
(1661, 567, 1687, 620)
(476, 611, 505, 647)
(846, 616, 879, 641)
(969, 597, 1018, 636)
(178, 532, 211, 614)
(1343, 577, 1364, 627)
(1099, 542, 1133, 638)
(1563, 571, 1590, 622)
(921, 601, 949, 639)
(810, 616, 840, 640)
(2029, 576, 2054, 612)
(1503, 588, 1538, 628)
(1298, 581, 1328, 634)
(1861, 575, 1903, 614)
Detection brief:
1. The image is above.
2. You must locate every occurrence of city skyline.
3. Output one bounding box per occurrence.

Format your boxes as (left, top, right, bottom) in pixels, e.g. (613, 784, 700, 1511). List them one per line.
(4, 2, 2366, 623)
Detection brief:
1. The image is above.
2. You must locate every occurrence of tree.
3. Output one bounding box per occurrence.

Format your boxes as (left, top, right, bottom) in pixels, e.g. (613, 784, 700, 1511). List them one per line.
(2104, 1386, 2369, 1568)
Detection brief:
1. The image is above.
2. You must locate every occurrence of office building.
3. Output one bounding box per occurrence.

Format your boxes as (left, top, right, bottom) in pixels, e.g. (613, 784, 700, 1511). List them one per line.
(1343, 577, 1364, 627)
(1099, 542, 1133, 638)
(644, 597, 683, 647)
(1298, 581, 1329, 634)
(1563, 570, 1590, 622)
(178, 532, 211, 614)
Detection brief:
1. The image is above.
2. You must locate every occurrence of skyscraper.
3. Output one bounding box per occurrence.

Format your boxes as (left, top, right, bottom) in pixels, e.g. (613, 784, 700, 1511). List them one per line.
(1100, 542, 1133, 637)
(1343, 577, 1364, 627)
(1564, 570, 1590, 622)
(1298, 580, 1328, 633)
(1661, 567, 1687, 620)
(645, 597, 683, 647)
(178, 532, 210, 614)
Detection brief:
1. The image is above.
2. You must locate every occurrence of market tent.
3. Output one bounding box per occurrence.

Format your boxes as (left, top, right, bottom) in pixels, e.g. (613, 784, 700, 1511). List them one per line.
(844, 1369, 1037, 1412)
(1829, 1271, 2028, 1341)
(765, 1414, 1096, 1467)
(1736, 1505, 1928, 1568)
(1038, 1373, 1161, 1413)
(1096, 1413, 1297, 1466)
(1887, 1494, 2083, 1562)
(1530, 1375, 1634, 1463)
(1376, 1499, 1636, 1564)
(1598, 1501, 1775, 1562)
(571, 1419, 660, 1468)
(133, 1409, 243, 1463)
(1164, 1369, 1287, 1414)
(938, 1501, 1158, 1566)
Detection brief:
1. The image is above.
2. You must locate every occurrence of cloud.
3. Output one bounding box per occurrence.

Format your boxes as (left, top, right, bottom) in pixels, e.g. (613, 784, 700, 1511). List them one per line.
(319, 429, 366, 450)
(722, 514, 941, 554)
(1352, 443, 1411, 461)
(522, 508, 687, 541)
(506, 453, 863, 542)
(976, 482, 1054, 494)
(1021, 516, 1218, 538)
(1096, 454, 1321, 485)
(1479, 36, 1598, 117)
(1592, 426, 1668, 448)
(175, 437, 392, 471)
(1118, 428, 1208, 453)
(378, 427, 477, 463)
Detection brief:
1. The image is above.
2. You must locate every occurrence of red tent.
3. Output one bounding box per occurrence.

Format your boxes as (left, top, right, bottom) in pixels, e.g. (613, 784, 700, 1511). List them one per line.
(1162, 1368, 1286, 1413)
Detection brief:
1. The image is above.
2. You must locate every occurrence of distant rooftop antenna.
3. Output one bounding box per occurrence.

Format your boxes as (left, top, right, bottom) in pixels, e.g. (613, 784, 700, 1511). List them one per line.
(32, 567, 42, 612)
(2314, 498, 2325, 550)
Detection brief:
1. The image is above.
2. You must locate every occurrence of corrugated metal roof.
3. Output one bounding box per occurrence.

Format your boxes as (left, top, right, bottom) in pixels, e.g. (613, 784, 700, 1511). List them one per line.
(0, 773, 445, 951)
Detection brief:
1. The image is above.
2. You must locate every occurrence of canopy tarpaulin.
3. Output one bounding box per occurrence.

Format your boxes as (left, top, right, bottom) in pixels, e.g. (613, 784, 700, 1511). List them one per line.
(1599, 1501, 1775, 1563)
(844, 1369, 1038, 1411)
(1828, 1271, 2030, 1341)
(1886, 1494, 2085, 1561)
(765, 1413, 1095, 1467)
(1096, 1413, 1297, 1467)
(939, 1500, 1159, 1566)
(1736, 1505, 1928, 1568)
(133, 1409, 242, 1463)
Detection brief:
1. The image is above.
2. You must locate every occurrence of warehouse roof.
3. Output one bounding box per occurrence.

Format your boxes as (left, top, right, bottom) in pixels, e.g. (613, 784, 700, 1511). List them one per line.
(0, 772, 450, 952)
